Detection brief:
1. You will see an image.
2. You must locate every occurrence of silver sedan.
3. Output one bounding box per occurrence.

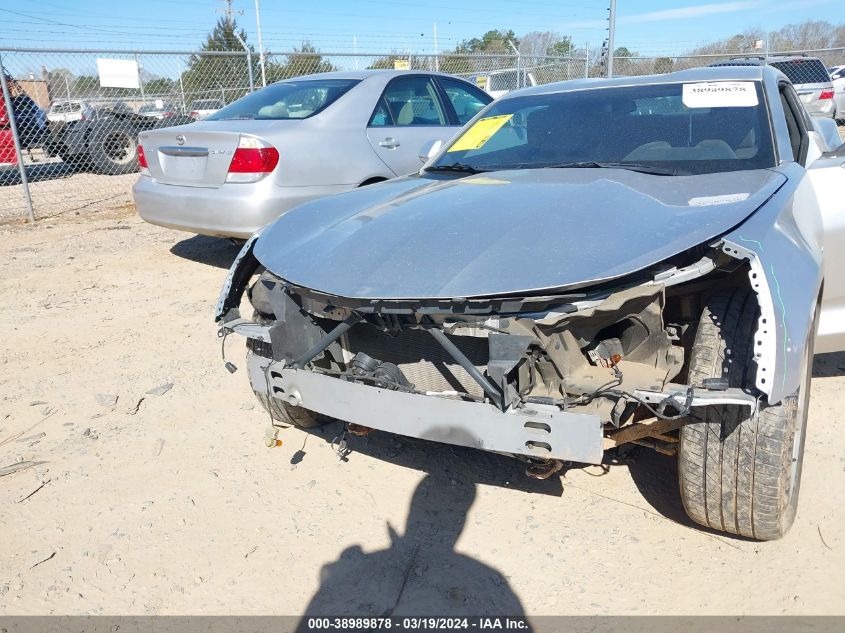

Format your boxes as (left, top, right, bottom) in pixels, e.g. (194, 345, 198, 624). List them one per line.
(133, 70, 491, 238)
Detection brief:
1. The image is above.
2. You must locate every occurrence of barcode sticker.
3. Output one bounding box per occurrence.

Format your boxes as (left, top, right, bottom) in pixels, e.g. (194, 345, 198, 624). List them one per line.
(682, 81, 758, 108)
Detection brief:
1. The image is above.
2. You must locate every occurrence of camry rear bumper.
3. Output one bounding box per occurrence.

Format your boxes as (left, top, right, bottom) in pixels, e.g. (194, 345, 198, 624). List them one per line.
(133, 175, 351, 239)
(246, 352, 606, 464)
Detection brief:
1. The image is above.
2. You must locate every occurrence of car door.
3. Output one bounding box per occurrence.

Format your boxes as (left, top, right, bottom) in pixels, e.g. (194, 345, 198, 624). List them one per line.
(781, 81, 845, 351)
(365, 75, 456, 176)
(435, 76, 492, 125)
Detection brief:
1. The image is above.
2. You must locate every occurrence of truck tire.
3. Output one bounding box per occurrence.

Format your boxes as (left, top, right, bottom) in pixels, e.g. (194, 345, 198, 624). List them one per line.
(678, 288, 815, 540)
(87, 123, 138, 175)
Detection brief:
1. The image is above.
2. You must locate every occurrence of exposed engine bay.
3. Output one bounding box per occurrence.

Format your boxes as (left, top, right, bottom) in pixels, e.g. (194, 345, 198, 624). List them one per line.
(219, 240, 760, 465)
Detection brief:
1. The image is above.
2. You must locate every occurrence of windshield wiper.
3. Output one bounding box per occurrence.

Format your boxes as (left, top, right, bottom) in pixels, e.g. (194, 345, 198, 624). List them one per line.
(545, 161, 686, 176)
(425, 162, 487, 174)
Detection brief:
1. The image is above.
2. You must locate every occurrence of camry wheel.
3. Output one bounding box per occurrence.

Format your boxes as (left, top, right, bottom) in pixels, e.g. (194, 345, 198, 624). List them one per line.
(678, 288, 816, 540)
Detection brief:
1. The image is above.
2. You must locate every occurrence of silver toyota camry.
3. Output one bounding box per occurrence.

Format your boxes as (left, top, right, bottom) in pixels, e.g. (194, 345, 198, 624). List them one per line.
(218, 66, 845, 540)
(133, 70, 491, 238)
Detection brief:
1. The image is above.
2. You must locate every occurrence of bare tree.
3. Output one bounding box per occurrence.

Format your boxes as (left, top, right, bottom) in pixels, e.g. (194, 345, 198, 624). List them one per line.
(519, 31, 571, 58)
(772, 21, 836, 50)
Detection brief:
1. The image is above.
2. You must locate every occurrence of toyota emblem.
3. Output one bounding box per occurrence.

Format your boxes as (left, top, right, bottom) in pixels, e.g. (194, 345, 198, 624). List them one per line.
(176, 134, 186, 146)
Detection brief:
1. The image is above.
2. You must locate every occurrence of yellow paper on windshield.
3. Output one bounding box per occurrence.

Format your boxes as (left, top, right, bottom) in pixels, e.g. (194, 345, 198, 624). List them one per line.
(447, 114, 513, 152)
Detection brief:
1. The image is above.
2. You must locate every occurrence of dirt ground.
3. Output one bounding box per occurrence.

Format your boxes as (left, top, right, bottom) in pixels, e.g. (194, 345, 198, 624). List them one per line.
(1, 207, 844, 617)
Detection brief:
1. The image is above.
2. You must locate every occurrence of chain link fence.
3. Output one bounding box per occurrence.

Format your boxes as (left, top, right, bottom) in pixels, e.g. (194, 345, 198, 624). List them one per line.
(1, 46, 843, 224)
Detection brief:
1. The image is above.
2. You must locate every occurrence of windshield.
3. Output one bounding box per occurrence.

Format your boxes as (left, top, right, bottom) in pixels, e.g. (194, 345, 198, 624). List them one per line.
(207, 79, 360, 121)
(429, 81, 776, 176)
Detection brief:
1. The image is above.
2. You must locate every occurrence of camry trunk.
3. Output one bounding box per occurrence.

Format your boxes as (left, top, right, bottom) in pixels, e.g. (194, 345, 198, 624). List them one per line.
(141, 128, 242, 187)
(253, 167, 787, 299)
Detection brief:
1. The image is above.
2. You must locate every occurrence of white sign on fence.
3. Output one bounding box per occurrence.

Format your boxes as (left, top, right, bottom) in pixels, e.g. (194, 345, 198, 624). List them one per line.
(96, 58, 140, 89)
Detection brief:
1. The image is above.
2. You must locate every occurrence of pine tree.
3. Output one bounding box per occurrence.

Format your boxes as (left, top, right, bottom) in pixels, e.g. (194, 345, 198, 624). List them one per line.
(180, 18, 256, 106)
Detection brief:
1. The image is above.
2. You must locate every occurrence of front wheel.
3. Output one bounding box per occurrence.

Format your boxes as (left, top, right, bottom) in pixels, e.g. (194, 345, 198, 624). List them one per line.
(678, 288, 815, 540)
(246, 347, 328, 429)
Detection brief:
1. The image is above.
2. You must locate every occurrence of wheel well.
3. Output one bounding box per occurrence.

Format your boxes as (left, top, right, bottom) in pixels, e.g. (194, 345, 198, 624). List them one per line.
(358, 177, 387, 187)
(664, 263, 757, 385)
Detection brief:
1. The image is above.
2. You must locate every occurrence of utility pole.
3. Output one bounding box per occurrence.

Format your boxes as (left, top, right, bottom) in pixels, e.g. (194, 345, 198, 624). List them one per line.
(220, 0, 237, 25)
(254, 0, 266, 86)
(607, 0, 617, 78)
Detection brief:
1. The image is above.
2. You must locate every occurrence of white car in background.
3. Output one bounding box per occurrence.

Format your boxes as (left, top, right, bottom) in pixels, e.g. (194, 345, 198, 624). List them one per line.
(46, 100, 93, 123)
(135, 70, 492, 238)
(138, 102, 180, 120)
(188, 99, 225, 120)
(828, 65, 845, 122)
(468, 68, 537, 98)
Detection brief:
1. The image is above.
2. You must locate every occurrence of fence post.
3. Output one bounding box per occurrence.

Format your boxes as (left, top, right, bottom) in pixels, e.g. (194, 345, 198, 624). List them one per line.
(233, 33, 254, 92)
(0, 54, 36, 224)
(584, 42, 590, 78)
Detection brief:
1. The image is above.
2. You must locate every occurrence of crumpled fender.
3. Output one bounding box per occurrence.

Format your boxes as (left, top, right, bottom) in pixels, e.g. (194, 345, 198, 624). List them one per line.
(721, 163, 823, 404)
(216, 230, 262, 323)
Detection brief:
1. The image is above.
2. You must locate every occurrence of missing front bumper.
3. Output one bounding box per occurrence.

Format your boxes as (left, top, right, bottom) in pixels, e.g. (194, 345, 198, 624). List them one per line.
(246, 353, 605, 464)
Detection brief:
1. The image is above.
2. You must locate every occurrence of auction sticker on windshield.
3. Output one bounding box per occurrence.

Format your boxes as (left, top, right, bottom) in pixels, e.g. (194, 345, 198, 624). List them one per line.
(448, 114, 513, 152)
(682, 81, 758, 108)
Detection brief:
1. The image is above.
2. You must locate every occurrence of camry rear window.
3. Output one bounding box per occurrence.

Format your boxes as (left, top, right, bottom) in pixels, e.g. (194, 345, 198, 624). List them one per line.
(208, 79, 360, 121)
(770, 59, 831, 85)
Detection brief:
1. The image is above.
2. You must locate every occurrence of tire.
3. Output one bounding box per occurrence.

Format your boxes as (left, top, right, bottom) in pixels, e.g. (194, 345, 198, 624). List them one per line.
(249, 365, 326, 428)
(87, 123, 139, 175)
(245, 313, 328, 429)
(678, 288, 815, 540)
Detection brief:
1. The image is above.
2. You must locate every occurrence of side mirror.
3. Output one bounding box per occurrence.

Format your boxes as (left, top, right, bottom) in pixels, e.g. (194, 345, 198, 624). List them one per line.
(418, 139, 444, 163)
(812, 116, 843, 153)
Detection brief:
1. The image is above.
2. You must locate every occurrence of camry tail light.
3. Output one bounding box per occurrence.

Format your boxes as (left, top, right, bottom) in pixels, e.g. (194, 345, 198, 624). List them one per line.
(819, 90, 834, 100)
(226, 135, 279, 183)
(137, 144, 149, 175)
(189, 111, 199, 119)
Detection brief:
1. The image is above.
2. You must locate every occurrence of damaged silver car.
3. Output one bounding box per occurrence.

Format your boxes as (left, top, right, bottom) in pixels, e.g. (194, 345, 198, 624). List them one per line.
(216, 66, 845, 540)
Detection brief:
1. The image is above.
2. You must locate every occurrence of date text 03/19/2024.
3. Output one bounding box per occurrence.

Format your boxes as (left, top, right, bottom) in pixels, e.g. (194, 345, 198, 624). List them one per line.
(303, 617, 530, 630)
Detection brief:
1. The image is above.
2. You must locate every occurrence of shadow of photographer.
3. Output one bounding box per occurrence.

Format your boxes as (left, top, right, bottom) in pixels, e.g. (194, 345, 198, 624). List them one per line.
(297, 464, 529, 626)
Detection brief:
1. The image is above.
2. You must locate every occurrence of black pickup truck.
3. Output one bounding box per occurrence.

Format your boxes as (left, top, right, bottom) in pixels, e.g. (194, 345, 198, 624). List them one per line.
(45, 105, 194, 175)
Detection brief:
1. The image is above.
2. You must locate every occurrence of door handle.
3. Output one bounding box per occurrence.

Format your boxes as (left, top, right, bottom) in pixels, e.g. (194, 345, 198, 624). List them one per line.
(379, 137, 400, 149)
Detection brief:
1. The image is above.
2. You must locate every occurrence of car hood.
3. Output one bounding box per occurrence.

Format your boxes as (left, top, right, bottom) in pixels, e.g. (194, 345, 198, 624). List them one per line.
(254, 167, 786, 299)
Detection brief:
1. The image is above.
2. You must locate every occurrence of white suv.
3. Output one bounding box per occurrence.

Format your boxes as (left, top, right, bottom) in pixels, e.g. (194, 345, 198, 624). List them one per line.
(46, 100, 93, 123)
(828, 65, 844, 122)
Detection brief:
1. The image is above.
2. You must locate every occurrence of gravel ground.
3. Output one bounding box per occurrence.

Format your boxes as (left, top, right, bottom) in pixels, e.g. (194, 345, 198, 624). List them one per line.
(0, 207, 843, 617)
(0, 164, 136, 225)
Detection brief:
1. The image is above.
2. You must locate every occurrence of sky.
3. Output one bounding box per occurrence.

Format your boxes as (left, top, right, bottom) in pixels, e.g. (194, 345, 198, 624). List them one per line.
(0, 0, 838, 56)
